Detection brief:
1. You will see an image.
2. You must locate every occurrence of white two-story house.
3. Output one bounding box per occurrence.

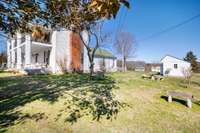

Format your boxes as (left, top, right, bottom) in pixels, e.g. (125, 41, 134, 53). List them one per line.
(7, 28, 117, 74)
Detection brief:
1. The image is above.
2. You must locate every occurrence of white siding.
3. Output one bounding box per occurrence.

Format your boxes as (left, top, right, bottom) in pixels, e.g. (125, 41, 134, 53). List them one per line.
(50, 31, 71, 73)
(93, 57, 117, 72)
(83, 52, 117, 72)
(161, 56, 191, 77)
(6, 30, 118, 74)
(31, 50, 50, 64)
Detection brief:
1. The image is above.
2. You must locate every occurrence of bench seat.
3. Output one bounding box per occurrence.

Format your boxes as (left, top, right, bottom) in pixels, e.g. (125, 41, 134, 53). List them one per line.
(168, 91, 193, 108)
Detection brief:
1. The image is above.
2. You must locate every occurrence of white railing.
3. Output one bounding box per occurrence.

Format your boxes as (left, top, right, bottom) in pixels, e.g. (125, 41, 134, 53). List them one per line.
(25, 63, 49, 69)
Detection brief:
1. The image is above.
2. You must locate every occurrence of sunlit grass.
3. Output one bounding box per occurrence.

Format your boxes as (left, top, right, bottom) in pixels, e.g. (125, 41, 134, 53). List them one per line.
(0, 71, 200, 133)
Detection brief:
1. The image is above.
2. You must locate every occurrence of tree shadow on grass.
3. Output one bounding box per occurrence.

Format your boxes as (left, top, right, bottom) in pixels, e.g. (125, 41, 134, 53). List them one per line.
(193, 101, 200, 106)
(0, 73, 126, 132)
(191, 81, 200, 87)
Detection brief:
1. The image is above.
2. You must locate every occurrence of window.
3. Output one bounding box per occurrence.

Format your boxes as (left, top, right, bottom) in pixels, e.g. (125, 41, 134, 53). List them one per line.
(21, 35, 25, 43)
(46, 50, 50, 65)
(174, 64, 178, 69)
(15, 51, 17, 64)
(44, 51, 46, 63)
(14, 38, 17, 47)
(35, 53, 39, 63)
(44, 51, 50, 65)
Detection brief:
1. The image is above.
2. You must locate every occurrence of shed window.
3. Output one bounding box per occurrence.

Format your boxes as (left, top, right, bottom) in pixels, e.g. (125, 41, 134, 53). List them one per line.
(174, 64, 178, 69)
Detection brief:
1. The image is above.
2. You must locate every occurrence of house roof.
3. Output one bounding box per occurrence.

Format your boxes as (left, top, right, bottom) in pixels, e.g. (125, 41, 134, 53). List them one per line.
(94, 49, 116, 59)
(161, 55, 190, 64)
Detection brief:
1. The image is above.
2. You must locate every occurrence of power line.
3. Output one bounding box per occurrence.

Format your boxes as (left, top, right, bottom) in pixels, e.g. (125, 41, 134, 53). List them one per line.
(137, 13, 200, 43)
(116, 0, 132, 34)
(115, 6, 128, 34)
(114, 7, 125, 41)
(119, 0, 132, 33)
(118, 8, 128, 33)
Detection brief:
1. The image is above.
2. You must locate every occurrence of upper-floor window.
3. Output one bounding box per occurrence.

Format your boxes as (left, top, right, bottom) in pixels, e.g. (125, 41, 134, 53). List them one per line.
(174, 64, 178, 69)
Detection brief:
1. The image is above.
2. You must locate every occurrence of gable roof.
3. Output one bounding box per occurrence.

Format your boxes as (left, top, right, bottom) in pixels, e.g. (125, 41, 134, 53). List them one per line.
(161, 55, 190, 64)
(94, 49, 116, 59)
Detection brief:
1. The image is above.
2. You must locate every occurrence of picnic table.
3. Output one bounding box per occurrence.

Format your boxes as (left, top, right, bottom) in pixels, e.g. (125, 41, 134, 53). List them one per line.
(142, 74, 164, 81)
(142, 74, 151, 79)
(151, 75, 164, 81)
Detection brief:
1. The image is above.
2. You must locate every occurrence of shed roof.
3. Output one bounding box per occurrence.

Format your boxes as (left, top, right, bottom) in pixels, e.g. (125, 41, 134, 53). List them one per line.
(94, 49, 116, 59)
(161, 55, 190, 64)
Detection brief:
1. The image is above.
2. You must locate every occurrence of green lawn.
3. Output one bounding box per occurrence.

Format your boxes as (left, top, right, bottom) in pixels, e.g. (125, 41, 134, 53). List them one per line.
(0, 71, 200, 133)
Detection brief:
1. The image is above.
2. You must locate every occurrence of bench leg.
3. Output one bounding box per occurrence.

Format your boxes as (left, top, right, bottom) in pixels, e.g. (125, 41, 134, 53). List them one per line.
(187, 99, 192, 108)
(168, 95, 172, 103)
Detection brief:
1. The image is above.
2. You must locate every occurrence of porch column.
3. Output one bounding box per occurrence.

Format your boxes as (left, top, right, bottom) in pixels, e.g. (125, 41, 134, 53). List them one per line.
(7, 40, 11, 68)
(25, 34, 31, 68)
(11, 39, 15, 68)
(17, 33, 22, 69)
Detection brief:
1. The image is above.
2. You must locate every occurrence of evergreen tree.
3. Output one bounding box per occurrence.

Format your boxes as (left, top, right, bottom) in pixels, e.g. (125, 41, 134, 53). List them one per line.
(184, 51, 199, 72)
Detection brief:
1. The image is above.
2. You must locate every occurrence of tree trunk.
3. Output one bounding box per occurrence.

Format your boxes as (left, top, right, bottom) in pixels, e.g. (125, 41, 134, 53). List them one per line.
(87, 49, 95, 80)
(188, 78, 191, 88)
(122, 57, 124, 72)
(89, 62, 94, 79)
(124, 57, 127, 72)
(123, 56, 127, 72)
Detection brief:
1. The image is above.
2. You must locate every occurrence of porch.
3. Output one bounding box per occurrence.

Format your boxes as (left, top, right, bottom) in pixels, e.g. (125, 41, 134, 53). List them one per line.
(8, 34, 52, 71)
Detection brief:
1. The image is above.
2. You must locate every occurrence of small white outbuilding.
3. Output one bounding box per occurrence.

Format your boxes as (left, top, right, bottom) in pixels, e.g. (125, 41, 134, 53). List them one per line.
(160, 55, 191, 77)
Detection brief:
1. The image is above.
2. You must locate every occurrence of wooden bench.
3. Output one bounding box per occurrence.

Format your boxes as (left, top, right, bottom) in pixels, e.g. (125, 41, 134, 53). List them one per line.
(168, 91, 193, 108)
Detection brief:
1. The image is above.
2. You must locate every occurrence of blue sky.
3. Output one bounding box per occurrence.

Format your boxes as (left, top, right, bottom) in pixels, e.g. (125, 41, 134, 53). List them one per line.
(0, 0, 200, 62)
(103, 0, 200, 62)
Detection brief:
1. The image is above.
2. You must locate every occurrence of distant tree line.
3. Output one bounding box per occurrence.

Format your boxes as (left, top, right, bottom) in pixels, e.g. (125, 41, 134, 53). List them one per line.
(117, 60, 146, 71)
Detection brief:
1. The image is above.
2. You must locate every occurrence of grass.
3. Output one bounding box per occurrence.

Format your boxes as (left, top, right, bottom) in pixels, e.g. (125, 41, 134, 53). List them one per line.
(0, 71, 200, 133)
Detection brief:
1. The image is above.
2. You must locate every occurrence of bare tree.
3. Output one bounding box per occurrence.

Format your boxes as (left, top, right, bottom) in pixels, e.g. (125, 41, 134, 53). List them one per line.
(79, 22, 109, 78)
(114, 32, 136, 72)
(182, 67, 193, 88)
